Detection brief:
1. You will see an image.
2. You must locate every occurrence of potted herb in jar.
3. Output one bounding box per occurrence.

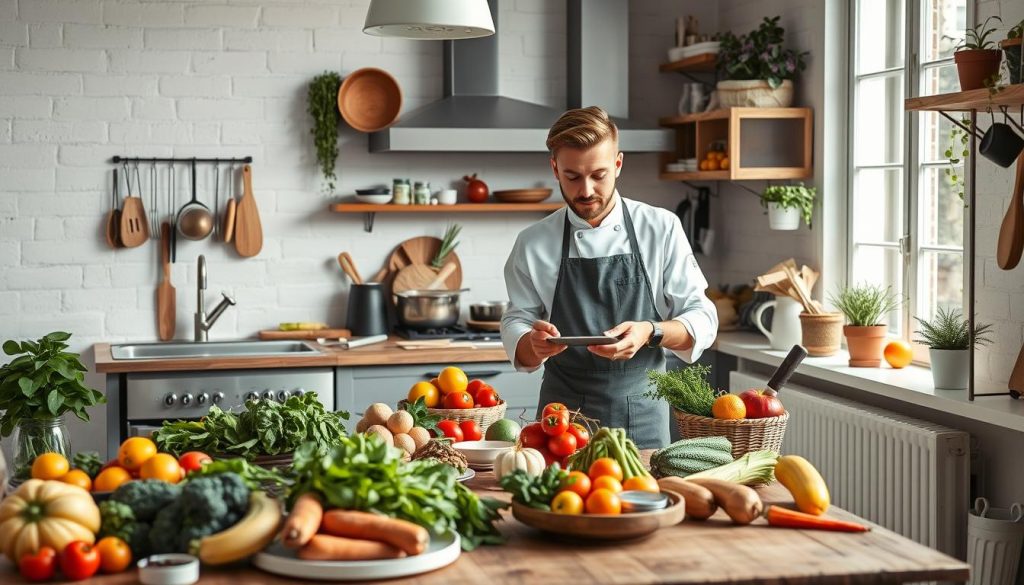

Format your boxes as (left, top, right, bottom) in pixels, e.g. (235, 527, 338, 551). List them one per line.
(0, 332, 105, 486)
(953, 16, 1003, 91)
(829, 284, 903, 367)
(914, 308, 992, 390)
(1001, 18, 1023, 85)
(716, 16, 808, 107)
(760, 182, 816, 230)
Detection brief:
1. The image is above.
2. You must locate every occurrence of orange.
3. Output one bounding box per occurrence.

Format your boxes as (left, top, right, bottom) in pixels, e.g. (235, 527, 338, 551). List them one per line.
(118, 437, 157, 471)
(551, 490, 584, 515)
(587, 457, 623, 482)
(408, 381, 440, 408)
(592, 475, 623, 493)
(95, 536, 132, 573)
(559, 471, 592, 498)
(31, 453, 70, 480)
(712, 394, 746, 419)
(437, 366, 468, 395)
(720, 156, 730, 169)
(140, 453, 183, 483)
(94, 466, 132, 492)
(884, 340, 913, 369)
(622, 474, 659, 493)
(585, 488, 622, 515)
(699, 160, 710, 171)
(58, 469, 92, 491)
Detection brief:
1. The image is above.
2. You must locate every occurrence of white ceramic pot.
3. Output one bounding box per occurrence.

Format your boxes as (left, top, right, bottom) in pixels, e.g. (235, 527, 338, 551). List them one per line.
(767, 202, 801, 230)
(436, 189, 457, 205)
(752, 295, 804, 350)
(717, 79, 794, 107)
(929, 348, 970, 390)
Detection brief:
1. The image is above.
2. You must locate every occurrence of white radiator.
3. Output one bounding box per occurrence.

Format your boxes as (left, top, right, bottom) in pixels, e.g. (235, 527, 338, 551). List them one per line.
(731, 372, 970, 558)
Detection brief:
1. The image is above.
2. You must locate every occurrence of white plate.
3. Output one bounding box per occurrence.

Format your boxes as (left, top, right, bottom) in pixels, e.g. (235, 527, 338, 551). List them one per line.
(354, 193, 393, 204)
(457, 467, 476, 482)
(452, 440, 514, 466)
(253, 532, 461, 581)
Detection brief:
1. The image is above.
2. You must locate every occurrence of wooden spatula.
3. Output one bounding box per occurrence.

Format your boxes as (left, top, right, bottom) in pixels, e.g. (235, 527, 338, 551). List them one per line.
(234, 165, 263, 257)
(997, 152, 1024, 270)
(337, 252, 363, 284)
(157, 222, 176, 341)
(119, 173, 150, 248)
(105, 168, 121, 249)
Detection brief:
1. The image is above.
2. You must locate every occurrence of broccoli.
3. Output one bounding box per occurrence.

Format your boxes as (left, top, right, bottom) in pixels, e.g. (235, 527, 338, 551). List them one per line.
(149, 500, 184, 554)
(99, 500, 150, 560)
(112, 479, 182, 522)
(145, 473, 251, 554)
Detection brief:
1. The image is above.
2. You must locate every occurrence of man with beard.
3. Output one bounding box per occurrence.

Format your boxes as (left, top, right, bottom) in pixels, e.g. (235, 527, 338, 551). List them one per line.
(500, 106, 718, 449)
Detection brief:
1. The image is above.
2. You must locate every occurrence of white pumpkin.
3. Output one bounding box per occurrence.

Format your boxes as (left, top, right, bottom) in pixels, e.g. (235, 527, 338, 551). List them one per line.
(0, 479, 100, 563)
(494, 447, 546, 480)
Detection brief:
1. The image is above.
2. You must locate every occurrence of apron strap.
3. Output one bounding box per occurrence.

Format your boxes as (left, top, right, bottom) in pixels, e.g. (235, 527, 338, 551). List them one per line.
(561, 211, 572, 259)
(622, 202, 663, 320)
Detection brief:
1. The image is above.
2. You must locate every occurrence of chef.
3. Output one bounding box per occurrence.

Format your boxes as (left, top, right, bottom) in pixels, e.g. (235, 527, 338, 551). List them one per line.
(500, 106, 718, 449)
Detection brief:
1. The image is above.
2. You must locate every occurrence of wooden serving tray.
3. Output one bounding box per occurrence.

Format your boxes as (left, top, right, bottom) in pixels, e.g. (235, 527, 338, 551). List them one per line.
(511, 490, 686, 540)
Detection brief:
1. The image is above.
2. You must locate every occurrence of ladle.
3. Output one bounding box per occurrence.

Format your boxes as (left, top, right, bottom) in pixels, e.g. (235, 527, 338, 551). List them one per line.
(176, 159, 214, 241)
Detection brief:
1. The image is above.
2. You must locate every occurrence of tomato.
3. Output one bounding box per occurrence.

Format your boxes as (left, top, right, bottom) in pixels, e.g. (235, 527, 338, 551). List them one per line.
(588, 457, 624, 481)
(475, 387, 500, 408)
(437, 420, 464, 442)
(407, 381, 440, 408)
(592, 475, 623, 493)
(117, 437, 157, 471)
(520, 423, 548, 450)
(140, 453, 183, 483)
(585, 488, 622, 514)
(547, 431, 577, 457)
(466, 379, 487, 400)
(93, 466, 132, 492)
(178, 451, 213, 473)
(59, 469, 93, 491)
(443, 391, 474, 409)
(551, 490, 584, 515)
(459, 420, 483, 442)
(538, 446, 559, 467)
(19, 546, 56, 582)
(542, 402, 570, 419)
(95, 537, 132, 574)
(32, 452, 70, 480)
(540, 412, 569, 436)
(60, 541, 100, 581)
(567, 423, 590, 449)
(559, 470, 592, 498)
(437, 366, 468, 395)
(622, 475, 660, 493)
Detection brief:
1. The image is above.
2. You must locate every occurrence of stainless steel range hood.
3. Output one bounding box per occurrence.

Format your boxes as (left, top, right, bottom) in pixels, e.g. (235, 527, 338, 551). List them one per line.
(368, 0, 672, 153)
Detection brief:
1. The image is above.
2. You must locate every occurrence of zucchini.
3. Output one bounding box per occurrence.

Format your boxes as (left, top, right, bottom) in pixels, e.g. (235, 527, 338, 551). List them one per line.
(651, 436, 734, 478)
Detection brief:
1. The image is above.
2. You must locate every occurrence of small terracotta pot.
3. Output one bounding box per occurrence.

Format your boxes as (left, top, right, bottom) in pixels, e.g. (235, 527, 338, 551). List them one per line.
(954, 49, 1003, 91)
(843, 325, 888, 367)
(799, 312, 844, 357)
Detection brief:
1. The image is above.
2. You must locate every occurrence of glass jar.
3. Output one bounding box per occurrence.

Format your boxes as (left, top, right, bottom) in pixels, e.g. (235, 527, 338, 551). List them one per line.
(11, 417, 70, 486)
(413, 181, 431, 205)
(392, 178, 410, 205)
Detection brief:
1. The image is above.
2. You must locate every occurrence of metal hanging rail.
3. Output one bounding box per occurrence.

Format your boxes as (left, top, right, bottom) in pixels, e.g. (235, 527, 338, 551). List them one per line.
(111, 156, 253, 164)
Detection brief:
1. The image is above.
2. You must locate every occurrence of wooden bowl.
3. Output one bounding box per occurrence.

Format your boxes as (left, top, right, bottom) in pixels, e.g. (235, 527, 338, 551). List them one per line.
(337, 68, 402, 133)
(511, 490, 686, 540)
(493, 189, 553, 203)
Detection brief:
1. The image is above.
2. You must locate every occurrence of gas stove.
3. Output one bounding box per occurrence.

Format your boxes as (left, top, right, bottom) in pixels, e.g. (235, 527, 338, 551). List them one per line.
(394, 325, 500, 342)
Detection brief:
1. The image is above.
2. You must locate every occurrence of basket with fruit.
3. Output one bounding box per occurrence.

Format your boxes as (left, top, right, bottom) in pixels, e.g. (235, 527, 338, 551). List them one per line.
(403, 366, 507, 430)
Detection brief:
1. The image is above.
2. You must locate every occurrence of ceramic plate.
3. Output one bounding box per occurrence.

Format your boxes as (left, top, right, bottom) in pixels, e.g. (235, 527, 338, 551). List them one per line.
(457, 467, 476, 482)
(253, 532, 460, 581)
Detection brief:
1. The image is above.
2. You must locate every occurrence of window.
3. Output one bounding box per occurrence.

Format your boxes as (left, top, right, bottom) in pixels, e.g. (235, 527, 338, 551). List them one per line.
(849, 0, 967, 344)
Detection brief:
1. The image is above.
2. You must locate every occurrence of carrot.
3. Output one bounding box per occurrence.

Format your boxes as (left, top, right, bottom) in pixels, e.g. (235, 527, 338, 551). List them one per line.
(280, 492, 324, 549)
(321, 509, 429, 556)
(297, 534, 407, 561)
(764, 505, 870, 532)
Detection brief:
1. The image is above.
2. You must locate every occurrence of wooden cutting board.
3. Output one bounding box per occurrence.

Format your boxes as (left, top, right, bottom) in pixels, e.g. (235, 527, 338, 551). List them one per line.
(258, 328, 352, 341)
(385, 236, 462, 290)
(234, 165, 263, 257)
(156, 222, 175, 341)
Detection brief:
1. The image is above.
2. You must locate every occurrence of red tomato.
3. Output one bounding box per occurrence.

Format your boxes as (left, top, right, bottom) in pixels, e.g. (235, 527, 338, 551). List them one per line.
(547, 431, 577, 457)
(466, 379, 487, 400)
(459, 420, 483, 442)
(541, 412, 569, 436)
(60, 541, 100, 581)
(475, 387, 500, 408)
(567, 423, 590, 449)
(538, 446, 559, 467)
(436, 420, 464, 442)
(178, 451, 212, 473)
(520, 423, 548, 450)
(19, 546, 56, 582)
(542, 402, 570, 419)
(443, 391, 474, 410)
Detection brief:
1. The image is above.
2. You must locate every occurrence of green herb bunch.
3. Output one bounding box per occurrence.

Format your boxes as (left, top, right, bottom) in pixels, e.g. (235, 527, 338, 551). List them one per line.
(645, 364, 716, 417)
(499, 464, 568, 511)
(717, 16, 809, 88)
(431, 223, 462, 269)
(913, 307, 993, 350)
(0, 331, 105, 437)
(307, 71, 343, 193)
(829, 283, 903, 327)
(760, 182, 817, 227)
(400, 396, 441, 435)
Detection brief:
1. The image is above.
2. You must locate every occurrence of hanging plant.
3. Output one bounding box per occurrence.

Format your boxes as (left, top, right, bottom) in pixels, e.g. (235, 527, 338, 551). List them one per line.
(307, 71, 343, 193)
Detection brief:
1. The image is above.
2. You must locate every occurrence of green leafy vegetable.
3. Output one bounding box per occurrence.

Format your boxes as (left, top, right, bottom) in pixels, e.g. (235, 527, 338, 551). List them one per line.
(645, 365, 716, 416)
(187, 458, 290, 492)
(73, 451, 102, 479)
(400, 396, 441, 435)
(307, 71, 342, 193)
(498, 464, 568, 511)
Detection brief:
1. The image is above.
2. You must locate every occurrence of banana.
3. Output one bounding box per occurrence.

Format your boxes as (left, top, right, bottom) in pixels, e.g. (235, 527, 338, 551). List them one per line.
(296, 322, 327, 330)
(196, 491, 282, 565)
(278, 322, 298, 331)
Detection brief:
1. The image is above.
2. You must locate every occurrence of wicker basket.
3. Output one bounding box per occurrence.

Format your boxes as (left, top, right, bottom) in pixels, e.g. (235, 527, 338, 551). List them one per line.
(423, 401, 508, 430)
(672, 409, 789, 459)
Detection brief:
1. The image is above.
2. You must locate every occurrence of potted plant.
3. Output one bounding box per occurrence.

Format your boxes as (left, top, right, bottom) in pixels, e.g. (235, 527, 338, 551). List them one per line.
(914, 308, 993, 390)
(954, 16, 1003, 91)
(829, 284, 903, 367)
(307, 71, 343, 194)
(0, 332, 105, 485)
(760, 182, 816, 230)
(1001, 18, 1023, 85)
(716, 16, 808, 107)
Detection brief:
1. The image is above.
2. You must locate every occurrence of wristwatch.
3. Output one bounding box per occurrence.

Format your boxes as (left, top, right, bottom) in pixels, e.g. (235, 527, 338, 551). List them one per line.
(646, 321, 664, 348)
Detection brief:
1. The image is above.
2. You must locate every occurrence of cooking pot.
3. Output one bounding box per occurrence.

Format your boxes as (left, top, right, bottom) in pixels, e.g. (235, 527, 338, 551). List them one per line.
(470, 301, 508, 322)
(395, 289, 466, 329)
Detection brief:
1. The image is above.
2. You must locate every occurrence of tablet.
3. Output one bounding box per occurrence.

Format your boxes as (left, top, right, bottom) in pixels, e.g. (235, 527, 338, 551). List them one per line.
(546, 336, 618, 346)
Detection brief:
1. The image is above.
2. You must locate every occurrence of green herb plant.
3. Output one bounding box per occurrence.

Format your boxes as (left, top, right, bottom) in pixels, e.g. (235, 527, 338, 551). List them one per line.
(760, 182, 816, 227)
(307, 71, 343, 193)
(431, 223, 462, 269)
(645, 364, 716, 417)
(913, 306, 993, 350)
(717, 16, 809, 88)
(829, 283, 903, 327)
(944, 119, 971, 203)
(956, 16, 1002, 50)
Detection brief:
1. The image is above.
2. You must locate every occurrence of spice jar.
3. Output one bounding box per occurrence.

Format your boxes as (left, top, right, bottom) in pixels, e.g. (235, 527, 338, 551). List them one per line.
(392, 178, 410, 205)
(413, 181, 431, 205)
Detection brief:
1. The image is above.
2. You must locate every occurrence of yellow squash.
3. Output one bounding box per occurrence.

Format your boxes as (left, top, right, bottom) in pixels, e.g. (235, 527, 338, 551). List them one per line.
(0, 479, 101, 563)
(774, 455, 830, 516)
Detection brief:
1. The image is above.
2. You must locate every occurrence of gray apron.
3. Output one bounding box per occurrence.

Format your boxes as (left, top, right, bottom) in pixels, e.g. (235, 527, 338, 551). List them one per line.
(537, 203, 670, 449)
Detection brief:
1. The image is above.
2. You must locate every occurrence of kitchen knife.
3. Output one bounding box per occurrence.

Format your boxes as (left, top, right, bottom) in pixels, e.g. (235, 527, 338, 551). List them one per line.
(765, 344, 808, 394)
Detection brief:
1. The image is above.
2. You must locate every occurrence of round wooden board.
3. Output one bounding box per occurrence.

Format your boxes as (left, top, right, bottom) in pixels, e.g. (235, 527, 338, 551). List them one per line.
(511, 490, 685, 540)
(466, 318, 501, 332)
(386, 236, 462, 290)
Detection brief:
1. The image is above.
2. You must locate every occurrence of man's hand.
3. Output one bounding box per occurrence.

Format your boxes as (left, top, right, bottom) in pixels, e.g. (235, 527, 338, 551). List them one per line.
(588, 321, 654, 361)
(515, 320, 567, 368)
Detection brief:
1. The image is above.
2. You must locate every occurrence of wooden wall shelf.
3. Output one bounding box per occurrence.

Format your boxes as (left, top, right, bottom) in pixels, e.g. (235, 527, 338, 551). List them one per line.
(330, 202, 564, 232)
(905, 84, 1024, 112)
(659, 53, 717, 74)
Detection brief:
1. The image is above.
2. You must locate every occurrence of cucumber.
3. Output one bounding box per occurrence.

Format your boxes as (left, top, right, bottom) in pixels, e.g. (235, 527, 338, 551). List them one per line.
(651, 436, 734, 478)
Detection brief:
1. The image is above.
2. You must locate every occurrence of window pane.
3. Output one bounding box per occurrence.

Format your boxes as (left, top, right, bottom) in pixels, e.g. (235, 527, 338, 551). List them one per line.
(851, 245, 905, 334)
(919, 166, 965, 246)
(920, 63, 959, 97)
(857, 0, 905, 73)
(852, 168, 904, 243)
(920, 110, 964, 164)
(922, 0, 965, 62)
(918, 250, 963, 320)
(854, 74, 905, 166)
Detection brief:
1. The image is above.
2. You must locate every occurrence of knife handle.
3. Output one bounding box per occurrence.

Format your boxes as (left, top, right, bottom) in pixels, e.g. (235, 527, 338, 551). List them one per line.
(767, 345, 808, 393)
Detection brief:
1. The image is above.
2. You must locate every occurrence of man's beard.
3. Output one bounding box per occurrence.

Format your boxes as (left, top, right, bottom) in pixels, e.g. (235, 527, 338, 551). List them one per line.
(560, 184, 615, 221)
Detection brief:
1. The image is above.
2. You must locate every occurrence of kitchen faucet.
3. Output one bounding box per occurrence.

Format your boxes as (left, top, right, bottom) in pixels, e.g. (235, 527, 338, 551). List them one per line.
(194, 254, 236, 342)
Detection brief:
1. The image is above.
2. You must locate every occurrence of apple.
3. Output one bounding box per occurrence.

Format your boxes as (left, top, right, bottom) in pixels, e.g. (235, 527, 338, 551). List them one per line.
(739, 388, 785, 419)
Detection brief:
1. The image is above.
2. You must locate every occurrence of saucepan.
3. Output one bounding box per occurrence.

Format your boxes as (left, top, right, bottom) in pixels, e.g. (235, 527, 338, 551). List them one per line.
(395, 289, 468, 329)
(470, 301, 509, 322)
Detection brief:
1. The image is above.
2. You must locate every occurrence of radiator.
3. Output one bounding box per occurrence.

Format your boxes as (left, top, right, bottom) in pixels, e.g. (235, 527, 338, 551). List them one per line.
(730, 372, 970, 558)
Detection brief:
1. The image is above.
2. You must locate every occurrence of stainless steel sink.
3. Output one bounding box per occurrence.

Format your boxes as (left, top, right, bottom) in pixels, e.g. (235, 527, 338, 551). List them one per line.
(110, 340, 320, 360)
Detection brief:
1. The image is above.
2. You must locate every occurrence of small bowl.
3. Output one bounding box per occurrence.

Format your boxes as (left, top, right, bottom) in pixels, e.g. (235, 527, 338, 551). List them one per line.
(452, 440, 514, 467)
(619, 490, 669, 513)
(470, 301, 509, 322)
(354, 193, 394, 205)
(356, 187, 390, 195)
(437, 188, 458, 205)
(138, 554, 200, 585)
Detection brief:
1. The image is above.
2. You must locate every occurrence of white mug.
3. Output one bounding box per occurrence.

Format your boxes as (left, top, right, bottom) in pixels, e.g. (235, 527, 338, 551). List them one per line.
(753, 296, 803, 351)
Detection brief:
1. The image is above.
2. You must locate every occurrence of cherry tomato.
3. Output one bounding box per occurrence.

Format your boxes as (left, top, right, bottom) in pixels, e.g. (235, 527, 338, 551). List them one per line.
(542, 402, 570, 419)
(588, 457, 624, 481)
(178, 451, 212, 474)
(541, 412, 569, 436)
(559, 470, 592, 498)
(567, 423, 590, 449)
(585, 488, 622, 514)
(60, 541, 100, 581)
(519, 423, 548, 450)
(95, 537, 132, 574)
(551, 490, 584, 515)
(466, 379, 487, 400)
(436, 420, 464, 442)
(475, 387, 500, 408)
(19, 546, 56, 582)
(459, 420, 483, 442)
(443, 391, 474, 410)
(547, 431, 577, 457)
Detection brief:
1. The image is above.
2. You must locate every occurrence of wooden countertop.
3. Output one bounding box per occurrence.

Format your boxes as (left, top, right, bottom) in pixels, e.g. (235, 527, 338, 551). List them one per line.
(93, 337, 511, 373)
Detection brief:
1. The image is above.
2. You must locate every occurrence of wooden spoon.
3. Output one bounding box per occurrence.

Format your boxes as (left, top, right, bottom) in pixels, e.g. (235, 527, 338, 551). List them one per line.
(997, 152, 1024, 270)
(105, 168, 121, 249)
(337, 252, 363, 284)
(234, 165, 263, 257)
(157, 222, 176, 341)
(119, 168, 150, 248)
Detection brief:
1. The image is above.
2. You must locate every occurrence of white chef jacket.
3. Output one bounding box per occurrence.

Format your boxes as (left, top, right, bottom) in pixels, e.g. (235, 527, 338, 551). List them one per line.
(501, 192, 719, 372)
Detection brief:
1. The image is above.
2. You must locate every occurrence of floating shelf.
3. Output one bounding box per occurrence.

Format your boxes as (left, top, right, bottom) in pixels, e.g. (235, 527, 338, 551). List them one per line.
(659, 53, 717, 74)
(659, 170, 730, 181)
(905, 84, 1024, 112)
(330, 202, 564, 232)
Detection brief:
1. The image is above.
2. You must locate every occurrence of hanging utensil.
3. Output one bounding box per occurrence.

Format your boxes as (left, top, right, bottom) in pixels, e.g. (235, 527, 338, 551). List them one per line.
(169, 161, 177, 263)
(337, 252, 363, 284)
(157, 222, 176, 341)
(223, 162, 237, 243)
(176, 159, 214, 241)
(997, 152, 1024, 270)
(105, 168, 121, 249)
(119, 161, 150, 247)
(150, 161, 158, 238)
(212, 162, 220, 240)
(234, 164, 263, 257)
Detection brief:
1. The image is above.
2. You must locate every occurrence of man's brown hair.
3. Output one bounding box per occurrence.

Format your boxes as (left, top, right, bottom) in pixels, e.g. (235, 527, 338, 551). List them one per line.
(546, 106, 618, 155)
